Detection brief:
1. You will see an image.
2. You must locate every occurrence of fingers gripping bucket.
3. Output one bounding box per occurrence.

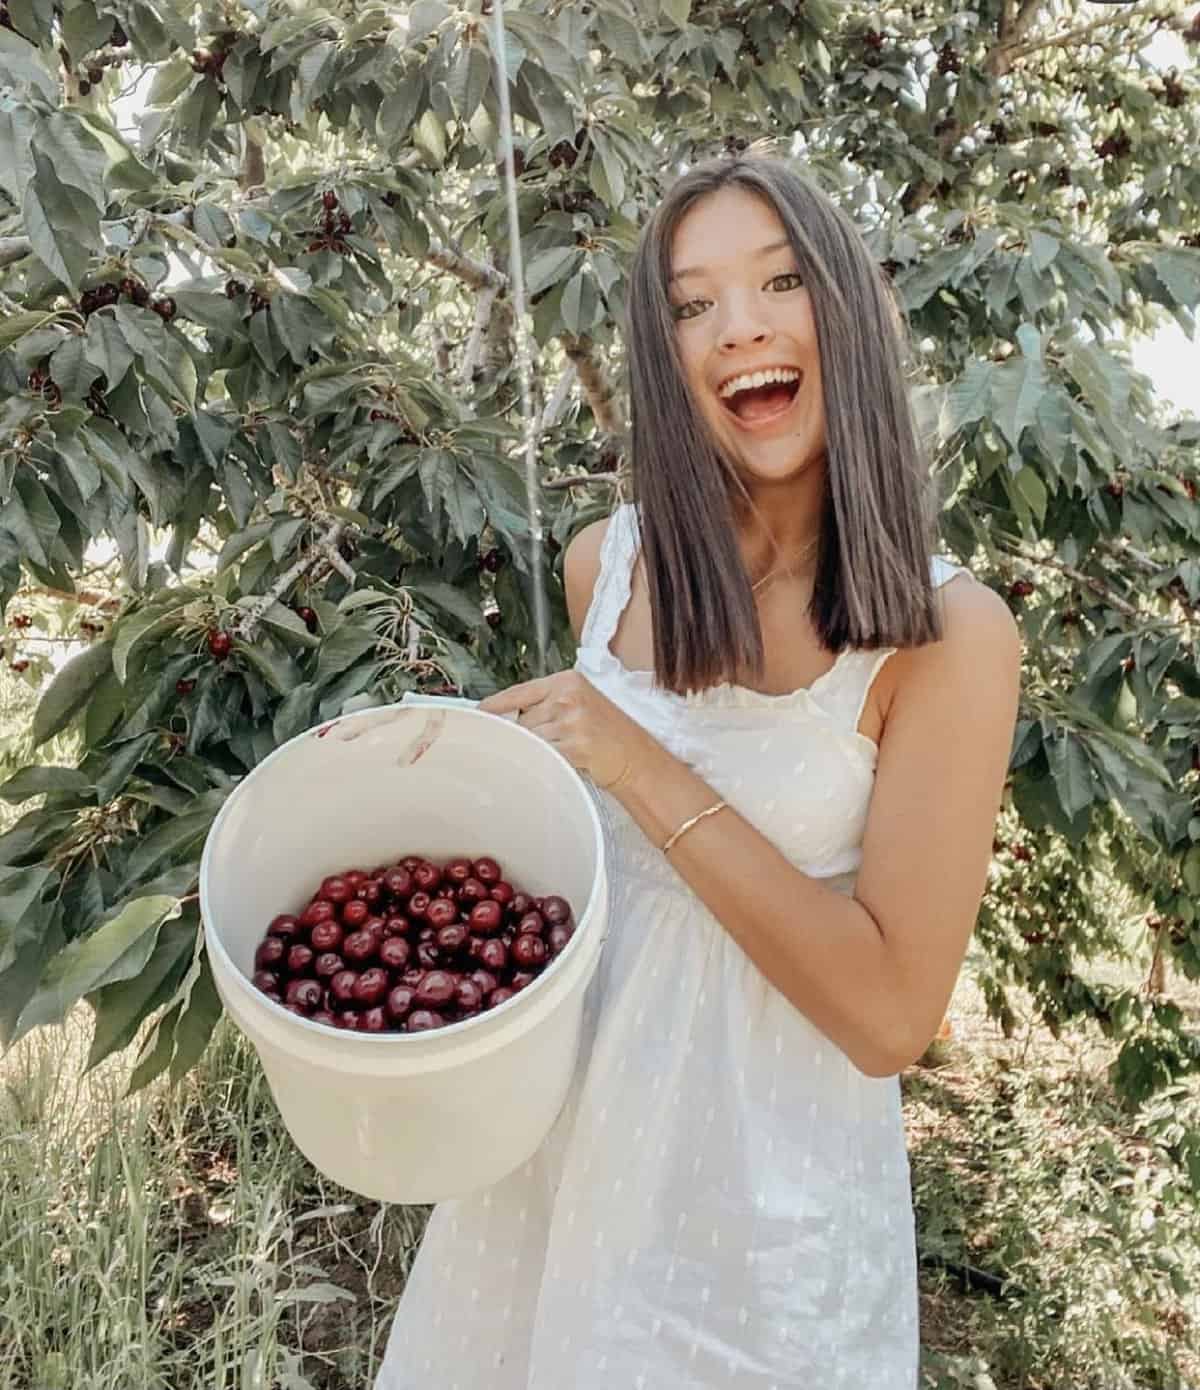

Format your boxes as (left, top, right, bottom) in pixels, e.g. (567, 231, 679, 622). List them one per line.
(199, 699, 611, 1204)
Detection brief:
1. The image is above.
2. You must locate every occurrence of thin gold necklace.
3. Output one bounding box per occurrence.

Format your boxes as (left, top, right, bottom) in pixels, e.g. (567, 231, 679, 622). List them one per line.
(751, 536, 819, 594)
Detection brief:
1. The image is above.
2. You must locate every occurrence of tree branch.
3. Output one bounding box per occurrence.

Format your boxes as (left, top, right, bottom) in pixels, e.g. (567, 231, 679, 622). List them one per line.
(233, 522, 341, 640)
(241, 132, 266, 194)
(542, 471, 622, 490)
(1002, 3, 1153, 66)
(558, 333, 622, 435)
(426, 238, 506, 292)
(459, 253, 501, 388)
(538, 363, 577, 433)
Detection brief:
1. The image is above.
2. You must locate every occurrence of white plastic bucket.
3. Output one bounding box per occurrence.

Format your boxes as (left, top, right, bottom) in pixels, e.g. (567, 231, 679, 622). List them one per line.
(199, 697, 609, 1204)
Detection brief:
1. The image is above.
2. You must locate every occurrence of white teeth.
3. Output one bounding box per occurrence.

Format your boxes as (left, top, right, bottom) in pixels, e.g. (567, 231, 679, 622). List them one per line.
(718, 367, 801, 399)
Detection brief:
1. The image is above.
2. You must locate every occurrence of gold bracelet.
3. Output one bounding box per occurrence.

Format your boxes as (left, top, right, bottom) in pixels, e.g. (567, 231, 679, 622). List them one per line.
(661, 799, 728, 855)
(598, 761, 632, 792)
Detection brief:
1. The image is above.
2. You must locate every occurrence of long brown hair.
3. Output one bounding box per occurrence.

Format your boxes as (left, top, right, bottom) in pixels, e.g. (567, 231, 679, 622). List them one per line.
(624, 152, 944, 695)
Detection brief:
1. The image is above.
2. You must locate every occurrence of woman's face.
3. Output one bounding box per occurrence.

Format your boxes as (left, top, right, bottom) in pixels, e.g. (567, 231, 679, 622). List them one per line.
(667, 185, 827, 491)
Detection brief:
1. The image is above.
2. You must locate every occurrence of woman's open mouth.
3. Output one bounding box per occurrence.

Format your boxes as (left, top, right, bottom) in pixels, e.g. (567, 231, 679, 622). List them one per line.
(719, 375, 802, 431)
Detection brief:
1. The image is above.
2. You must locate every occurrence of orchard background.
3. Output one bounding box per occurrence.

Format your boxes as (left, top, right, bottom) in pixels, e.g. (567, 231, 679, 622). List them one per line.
(2, 0, 1200, 1384)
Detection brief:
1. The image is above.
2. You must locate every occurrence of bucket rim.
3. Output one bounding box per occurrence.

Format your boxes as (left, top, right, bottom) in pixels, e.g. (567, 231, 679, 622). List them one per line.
(198, 699, 608, 1045)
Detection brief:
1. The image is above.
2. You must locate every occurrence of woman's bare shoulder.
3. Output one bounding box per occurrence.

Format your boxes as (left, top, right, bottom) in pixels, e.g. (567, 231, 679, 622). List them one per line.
(563, 516, 614, 642)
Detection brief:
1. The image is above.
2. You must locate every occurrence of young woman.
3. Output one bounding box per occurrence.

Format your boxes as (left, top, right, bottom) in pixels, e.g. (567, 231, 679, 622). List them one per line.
(376, 153, 1021, 1388)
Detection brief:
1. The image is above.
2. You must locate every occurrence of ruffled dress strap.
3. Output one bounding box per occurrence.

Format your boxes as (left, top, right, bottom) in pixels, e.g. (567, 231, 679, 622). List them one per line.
(812, 552, 977, 739)
(578, 502, 640, 657)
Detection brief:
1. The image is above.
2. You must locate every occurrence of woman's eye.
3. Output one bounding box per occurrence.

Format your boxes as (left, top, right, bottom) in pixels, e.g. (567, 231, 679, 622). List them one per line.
(671, 273, 803, 321)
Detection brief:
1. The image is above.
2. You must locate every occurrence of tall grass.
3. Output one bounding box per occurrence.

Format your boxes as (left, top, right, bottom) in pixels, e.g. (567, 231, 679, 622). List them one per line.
(0, 1010, 428, 1390)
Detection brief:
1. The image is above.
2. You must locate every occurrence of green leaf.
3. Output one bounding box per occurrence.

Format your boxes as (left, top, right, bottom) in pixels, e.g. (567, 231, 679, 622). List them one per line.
(561, 268, 601, 336)
(523, 246, 583, 299)
(13, 895, 181, 1040)
(50, 334, 103, 398)
(1012, 466, 1048, 528)
(84, 311, 135, 391)
(0, 865, 54, 974)
(123, 810, 216, 887)
(23, 148, 100, 291)
(314, 626, 377, 688)
(0, 309, 57, 352)
(0, 27, 58, 103)
(33, 639, 113, 745)
(0, 766, 91, 803)
(1046, 731, 1095, 820)
(33, 111, 108, 212)
(992, 353, 1048, 451)
(126, 936, 222, 1092)
(85, 917, 196, 1071)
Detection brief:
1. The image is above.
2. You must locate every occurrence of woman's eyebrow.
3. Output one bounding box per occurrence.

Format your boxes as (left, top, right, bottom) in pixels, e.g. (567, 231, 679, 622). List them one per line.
(668, 238, 793, 286)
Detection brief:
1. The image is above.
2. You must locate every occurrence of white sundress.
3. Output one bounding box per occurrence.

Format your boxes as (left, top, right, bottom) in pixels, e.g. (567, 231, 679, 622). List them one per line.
(377, 502, 973, 1389)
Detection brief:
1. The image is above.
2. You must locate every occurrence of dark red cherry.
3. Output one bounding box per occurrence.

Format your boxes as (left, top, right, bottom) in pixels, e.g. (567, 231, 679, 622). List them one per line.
(334, 1011, 359, 1030)
(285, 978, 322, 1010)
(478, 939, 508, 972)
(407, 891, 431, 920)
(268, 914, 302, 938)
(382, 915, 409, 938)
(473, 857, 502, 884)
(541, 895, 572, 926)
(380, 936, 412, 969)
(406, 1009, 446, 1032)
(512, 934, 548, 968)
(516, 910, 545, 937)
(416, 970, 456, 1007)
(455, 978, 484, 1013)
(400, 968, 426, 989)
(469, 900, 504, 934)
(510, 970, 537, 991)
(353, 968, 389, 1006)
(287, 943, 315, 974)
(384, 867, 414, 898)
(320, 875, 353, 903)
(488, 987, 516, 1009)
(329, 970, 358, 1004)
(342, 930, 377, 965)
(386, 985, 416, 1020)
(413, 861, 442, 891)
(426, 898, 459, 930)
(341, 900, 369, 927)
(548, 923, 574, 954)
(356, 878, 382, 904)
(311, 1010, 337, 1028)
(314, 951, 344, 979)
(416, 942, 441, 970)
(252, 970, 278, 993)
(357, 1006, 388, 1033)
(344, 869, 368, 888)
(309, 920, 344, 952)
(508, 893, 535, 920)
(400, 856, 422, 872)
(458, 878, 488, 907)
(300, 900, 335, 928)
(435, 922, 469, 954)
(470, 969, 499, 995)
(489, 880, 515, 907)
(255, 938, 285, 969)
(444, 856, 473, 884)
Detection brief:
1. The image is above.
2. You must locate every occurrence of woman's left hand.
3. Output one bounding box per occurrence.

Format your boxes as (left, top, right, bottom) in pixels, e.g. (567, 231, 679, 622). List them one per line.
(478, 670, 652, 790)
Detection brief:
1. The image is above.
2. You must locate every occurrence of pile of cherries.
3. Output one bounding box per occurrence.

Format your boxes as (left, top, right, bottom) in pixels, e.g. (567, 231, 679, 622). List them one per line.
(251, 854, 576, 1034)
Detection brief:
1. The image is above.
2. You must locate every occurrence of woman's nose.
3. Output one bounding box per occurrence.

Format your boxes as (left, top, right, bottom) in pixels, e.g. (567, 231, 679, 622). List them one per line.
(719, 304, 773, 353)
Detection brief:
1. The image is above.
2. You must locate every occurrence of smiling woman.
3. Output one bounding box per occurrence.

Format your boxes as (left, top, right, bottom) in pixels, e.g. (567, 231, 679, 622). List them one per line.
(625, 159, 944, 696)
(377, 153, 1022, 1390)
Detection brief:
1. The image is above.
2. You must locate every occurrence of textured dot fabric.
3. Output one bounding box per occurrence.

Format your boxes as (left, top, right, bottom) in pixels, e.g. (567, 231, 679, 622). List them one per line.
(376, 503, 970, 1389)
